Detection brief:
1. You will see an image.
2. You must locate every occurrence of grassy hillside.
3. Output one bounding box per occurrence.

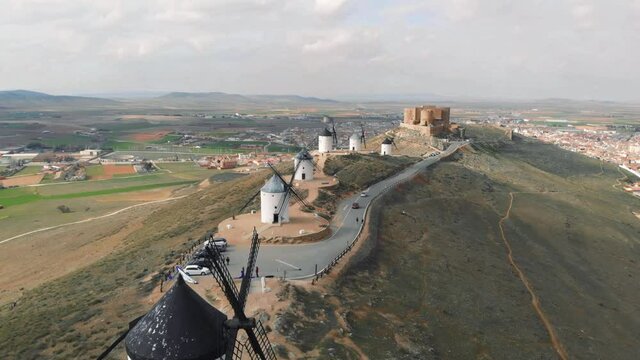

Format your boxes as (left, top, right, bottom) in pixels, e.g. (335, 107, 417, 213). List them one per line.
(323, 153, 417, 191)
(277, 128, 640, 359)
(0, 170, 273, 359)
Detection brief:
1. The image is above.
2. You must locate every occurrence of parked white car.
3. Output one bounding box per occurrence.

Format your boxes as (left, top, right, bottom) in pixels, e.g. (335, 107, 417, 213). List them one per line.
(204, 237, 228, 251)
(183, 265, 211, 276)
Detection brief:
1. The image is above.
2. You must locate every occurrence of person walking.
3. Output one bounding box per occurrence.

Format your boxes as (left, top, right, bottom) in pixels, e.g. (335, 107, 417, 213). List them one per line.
(240, 267, 245, 279)
(255, 266, 259, 278)
(356, 217, 359, 223)
(226, 256, 230, 266)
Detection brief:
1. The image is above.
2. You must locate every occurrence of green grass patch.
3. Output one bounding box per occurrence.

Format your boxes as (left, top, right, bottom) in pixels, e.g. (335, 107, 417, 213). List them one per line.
(0, 188, 41, 207)
(150, 134, 182, 144)
(13, 166, 42, 176)
(267, 144, 300, 153)
(102, 140, 146, 151)
(42, 134, 97, 147)
(0, 180, 195, 208)
(85, 165, 105, 179)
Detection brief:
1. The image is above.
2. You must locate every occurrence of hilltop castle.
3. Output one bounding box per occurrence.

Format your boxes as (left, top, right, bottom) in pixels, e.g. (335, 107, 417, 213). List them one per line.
(402, 105, 459, 137)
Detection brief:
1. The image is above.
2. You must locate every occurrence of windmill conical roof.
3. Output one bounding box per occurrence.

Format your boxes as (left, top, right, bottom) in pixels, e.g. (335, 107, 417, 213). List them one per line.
(261, 174, 286, 193)
(125, 275, 227, 360)
(382, 138, 393, 145)
(349, 133, 361, 141)
(295, 149, 313, 160)
(319, 128, 332, 137)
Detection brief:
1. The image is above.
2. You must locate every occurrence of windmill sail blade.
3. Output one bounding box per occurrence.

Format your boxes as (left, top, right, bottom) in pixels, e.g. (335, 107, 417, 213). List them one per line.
(204, 245, 244, 318)
(224, 328, 241, 360)
(331, 120, 338, 146)
(289, 187, 312, 210)
(238, 229, 260, 308)
(237, 189, 261, 216)
(290, 158, 302, 186)
(96, 316, 143, 360)
(243, 321, 277, 360)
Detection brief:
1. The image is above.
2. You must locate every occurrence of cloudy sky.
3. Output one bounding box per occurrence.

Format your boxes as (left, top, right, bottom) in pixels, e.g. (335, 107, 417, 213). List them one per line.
(1, 0, 639, 101)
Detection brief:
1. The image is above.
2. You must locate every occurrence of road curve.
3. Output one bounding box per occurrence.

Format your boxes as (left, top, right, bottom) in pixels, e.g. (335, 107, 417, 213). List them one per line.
(223, 142, 467, 279)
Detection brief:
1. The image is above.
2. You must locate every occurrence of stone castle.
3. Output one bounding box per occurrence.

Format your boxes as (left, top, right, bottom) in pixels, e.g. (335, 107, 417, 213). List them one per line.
(402, 105, 458, 137)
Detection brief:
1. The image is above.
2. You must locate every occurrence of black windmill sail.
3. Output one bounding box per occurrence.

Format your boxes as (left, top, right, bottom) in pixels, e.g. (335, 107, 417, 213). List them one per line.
(360, 123, 367, 148)
(204, 228, 277, 360)
(391, 137, 398, 149)
(329, 117, 338, 148)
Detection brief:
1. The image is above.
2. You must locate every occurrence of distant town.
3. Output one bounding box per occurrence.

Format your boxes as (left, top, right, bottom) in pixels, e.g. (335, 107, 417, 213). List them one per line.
(461, 111, 640, 193)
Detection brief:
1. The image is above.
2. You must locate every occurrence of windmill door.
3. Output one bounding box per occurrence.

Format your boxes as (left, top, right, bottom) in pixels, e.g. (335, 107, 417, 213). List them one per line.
(273, 214, 279, 223)
(302, 173, 306, 180)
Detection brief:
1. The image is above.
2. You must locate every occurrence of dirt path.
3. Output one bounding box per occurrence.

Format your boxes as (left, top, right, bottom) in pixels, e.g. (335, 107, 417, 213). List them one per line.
(499, 192, 569, 360)
(0, 195, 187, 245)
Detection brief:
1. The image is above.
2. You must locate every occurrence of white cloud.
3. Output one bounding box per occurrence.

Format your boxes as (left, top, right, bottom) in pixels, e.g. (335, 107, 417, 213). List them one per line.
(0, 0, 638, 100)
(314, 0, 348, 15)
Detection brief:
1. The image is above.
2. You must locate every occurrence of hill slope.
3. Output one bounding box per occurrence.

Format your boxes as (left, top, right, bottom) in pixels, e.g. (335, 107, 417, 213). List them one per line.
(150, 91, 340, 109)
(0, 90, 119, 109)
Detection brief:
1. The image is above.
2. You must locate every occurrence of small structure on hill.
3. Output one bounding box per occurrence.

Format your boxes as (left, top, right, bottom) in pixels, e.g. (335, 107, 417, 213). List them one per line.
(381, 137, 397, 156)
(260, 175, 291, 224)
(318, 128, 334, 153)
(349, 133, 362, 152)
(124, 276, 227, 360)
(318, 116, 338, 152)
(294, 149, 314, 181)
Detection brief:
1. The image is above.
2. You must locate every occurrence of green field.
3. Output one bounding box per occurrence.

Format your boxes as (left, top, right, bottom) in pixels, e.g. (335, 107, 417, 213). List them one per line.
(42, 134, 98, 147)
(102, 139, 146, 151)
(150, 134, 182, 144)
(0, 180, 195, 208)
(84, 165, 105, 179)
(14, 166, 42, 176)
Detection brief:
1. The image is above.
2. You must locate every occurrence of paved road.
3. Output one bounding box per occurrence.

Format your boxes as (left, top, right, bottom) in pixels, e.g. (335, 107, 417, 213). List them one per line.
(216, 142, 467, 280)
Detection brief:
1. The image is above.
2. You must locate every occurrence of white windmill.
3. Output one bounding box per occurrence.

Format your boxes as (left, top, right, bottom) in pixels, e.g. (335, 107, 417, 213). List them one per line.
(349, 124, 366, 151)
(294, 149, 314, 181)
(318, 116, 338, 153)
(260, 175, 290, 224)
(233, 164, 313, 224)
(380, 137, 397, 156)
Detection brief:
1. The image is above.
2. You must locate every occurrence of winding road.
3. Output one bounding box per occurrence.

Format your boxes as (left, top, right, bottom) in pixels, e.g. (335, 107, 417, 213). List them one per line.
(222, 141, 467, 279)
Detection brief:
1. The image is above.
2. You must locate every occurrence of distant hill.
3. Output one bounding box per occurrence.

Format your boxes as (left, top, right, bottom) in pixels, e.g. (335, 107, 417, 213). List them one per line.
(151, 91, 340, 109)
(0, 90, 119, 109)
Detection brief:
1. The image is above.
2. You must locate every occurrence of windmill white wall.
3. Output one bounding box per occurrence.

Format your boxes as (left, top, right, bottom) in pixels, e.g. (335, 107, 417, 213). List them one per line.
(294, 158, 314, 180)
(349, 134, 362, 151)
(318, 135, 333, 153)
(260, 175, 290, 224)
(381, 143, 393, 156)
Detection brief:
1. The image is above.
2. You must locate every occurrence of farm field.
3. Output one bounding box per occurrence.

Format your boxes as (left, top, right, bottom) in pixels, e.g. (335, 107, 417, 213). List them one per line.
(13, 166, 42, 176)
(0, 174, 44, 187)
(0, 166, 275, 359)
